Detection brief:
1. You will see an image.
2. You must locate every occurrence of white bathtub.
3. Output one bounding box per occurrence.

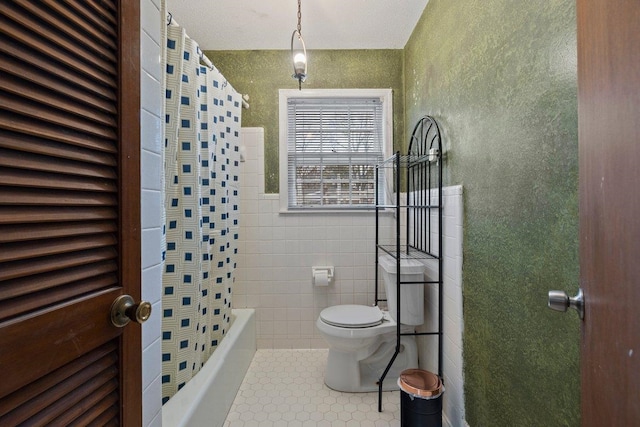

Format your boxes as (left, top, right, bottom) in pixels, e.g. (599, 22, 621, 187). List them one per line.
(162, 308, 256, 427)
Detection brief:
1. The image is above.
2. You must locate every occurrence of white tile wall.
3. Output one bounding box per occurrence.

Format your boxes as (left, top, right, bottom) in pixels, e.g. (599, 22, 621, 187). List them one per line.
(418, 185, 465, 427)
(236, 128, 396, 349)
(236, 129, 465, 424)
(140, 0, 163, 425)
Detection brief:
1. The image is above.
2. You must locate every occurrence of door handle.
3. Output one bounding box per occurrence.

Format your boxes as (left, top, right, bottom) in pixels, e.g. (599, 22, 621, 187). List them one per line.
(111, 295, 152, 327)
(548, 288, 584, 319)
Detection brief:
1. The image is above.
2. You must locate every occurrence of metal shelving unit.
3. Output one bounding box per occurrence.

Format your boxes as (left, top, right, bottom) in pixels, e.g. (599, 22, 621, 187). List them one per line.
(374, 116, 443, 412)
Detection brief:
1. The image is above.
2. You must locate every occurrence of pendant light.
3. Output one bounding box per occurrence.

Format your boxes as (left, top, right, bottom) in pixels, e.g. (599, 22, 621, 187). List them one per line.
(291, 0, 307, 90)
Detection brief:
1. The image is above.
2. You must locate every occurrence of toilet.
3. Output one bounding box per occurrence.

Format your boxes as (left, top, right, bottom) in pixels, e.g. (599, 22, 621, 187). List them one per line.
(316, 254, 426, 392)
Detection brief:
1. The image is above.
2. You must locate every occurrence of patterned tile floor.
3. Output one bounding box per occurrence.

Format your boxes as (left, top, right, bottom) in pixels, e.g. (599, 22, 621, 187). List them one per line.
(224, 349, 401, 426)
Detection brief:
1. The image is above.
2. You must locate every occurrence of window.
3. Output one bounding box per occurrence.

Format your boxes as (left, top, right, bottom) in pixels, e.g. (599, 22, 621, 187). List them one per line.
(279, 89, 392, 211)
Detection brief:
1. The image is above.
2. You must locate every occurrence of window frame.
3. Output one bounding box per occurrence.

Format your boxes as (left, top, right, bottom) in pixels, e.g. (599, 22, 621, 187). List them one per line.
(278, 88, 393, 213)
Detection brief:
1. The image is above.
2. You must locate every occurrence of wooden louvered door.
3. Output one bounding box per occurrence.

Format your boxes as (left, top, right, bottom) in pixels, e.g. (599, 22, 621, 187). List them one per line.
(0, 1, 141, 425)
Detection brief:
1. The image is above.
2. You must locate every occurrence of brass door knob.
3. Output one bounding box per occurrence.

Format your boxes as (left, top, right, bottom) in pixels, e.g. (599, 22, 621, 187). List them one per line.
(111, 295, 152, 327)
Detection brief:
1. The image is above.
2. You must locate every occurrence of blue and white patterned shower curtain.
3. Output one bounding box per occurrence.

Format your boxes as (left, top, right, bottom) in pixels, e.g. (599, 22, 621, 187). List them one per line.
(161, 22, 242, 403)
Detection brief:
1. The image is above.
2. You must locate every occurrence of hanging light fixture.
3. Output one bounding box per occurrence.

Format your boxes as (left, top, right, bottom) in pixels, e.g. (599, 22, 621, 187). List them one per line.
(291, 0, 307, 90)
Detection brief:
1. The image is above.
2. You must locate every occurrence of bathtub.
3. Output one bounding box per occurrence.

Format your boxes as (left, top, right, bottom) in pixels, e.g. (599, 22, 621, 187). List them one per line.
(162, 308, 256, 427)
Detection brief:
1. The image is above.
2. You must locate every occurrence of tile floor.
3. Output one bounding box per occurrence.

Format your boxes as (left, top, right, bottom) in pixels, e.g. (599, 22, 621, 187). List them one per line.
(224, 349, 401, 426)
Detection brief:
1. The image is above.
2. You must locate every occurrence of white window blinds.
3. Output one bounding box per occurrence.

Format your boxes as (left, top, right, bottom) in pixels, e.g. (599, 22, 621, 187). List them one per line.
(286, 97, 385, 209)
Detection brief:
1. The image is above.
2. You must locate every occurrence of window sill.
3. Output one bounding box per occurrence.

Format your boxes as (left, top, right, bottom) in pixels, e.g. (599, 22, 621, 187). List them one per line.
(278, 208, 395, 215)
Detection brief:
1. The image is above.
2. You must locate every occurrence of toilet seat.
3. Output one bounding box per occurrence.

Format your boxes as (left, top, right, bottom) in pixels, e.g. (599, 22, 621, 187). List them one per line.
(320, 305, 384, 328)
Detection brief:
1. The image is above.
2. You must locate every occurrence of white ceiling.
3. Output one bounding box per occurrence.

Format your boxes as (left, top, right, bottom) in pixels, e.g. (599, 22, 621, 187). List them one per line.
(165, 0, 429, 50)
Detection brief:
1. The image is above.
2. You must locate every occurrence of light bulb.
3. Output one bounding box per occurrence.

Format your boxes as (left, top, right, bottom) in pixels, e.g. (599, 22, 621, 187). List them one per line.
(294, 52, 307, 65)
(293, 52, 307, 76)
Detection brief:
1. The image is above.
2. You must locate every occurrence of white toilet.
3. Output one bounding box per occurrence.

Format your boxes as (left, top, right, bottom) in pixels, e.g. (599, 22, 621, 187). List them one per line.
(316, 254, 426, 392)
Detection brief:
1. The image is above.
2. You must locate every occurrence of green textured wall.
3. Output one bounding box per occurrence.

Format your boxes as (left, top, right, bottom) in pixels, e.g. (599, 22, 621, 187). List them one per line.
(204, 50, 404, 193)
(404, 0, 580, 425)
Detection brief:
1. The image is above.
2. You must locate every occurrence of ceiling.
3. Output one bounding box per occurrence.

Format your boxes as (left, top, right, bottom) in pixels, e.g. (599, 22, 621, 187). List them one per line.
(165, 0, 430, 50)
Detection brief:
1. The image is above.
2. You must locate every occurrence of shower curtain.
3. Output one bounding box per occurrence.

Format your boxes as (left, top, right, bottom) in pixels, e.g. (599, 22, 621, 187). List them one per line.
(161, 19, 242, 403)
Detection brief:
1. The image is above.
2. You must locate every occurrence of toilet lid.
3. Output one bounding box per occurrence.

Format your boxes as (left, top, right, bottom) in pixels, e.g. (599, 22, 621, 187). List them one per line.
(320, 305, 384, 328)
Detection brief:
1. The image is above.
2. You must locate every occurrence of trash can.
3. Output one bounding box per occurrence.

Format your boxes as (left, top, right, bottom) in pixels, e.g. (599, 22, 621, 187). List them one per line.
(398, 369, 444, 427)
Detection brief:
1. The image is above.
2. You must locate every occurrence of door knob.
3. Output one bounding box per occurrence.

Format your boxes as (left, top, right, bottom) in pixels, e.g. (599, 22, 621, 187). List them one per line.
(548, 288, 584, 319)
(111, 295, 152, 327)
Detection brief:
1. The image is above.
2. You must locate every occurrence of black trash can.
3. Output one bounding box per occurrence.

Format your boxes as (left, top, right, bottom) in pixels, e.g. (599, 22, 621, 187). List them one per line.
(398, 369, 444, 427)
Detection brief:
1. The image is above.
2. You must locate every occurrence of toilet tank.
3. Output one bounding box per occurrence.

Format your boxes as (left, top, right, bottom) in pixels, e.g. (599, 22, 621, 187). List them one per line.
(378, 254, 425, 325)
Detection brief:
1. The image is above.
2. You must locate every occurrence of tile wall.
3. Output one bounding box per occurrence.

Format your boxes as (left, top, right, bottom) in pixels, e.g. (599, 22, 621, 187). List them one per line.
(236, 128, 465, 426)
(418, 186, 465, 427)
(140, 0, 163, 425)
(235, 128, 396, 348)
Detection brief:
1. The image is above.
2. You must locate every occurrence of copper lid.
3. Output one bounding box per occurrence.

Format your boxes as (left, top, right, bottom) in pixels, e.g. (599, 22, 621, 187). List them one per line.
(399, 369, 442, 397)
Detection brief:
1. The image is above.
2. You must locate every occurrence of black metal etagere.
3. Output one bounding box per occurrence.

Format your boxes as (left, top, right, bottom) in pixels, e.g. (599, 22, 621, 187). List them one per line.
(374, 116, 443, 412)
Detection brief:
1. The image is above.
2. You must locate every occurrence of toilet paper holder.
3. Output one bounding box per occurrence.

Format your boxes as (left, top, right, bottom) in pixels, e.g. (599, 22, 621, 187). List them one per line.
(312, 266, 334, 286)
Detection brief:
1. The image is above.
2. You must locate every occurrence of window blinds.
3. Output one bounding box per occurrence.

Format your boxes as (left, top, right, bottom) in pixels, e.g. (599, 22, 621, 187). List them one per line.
(286, 97, 384, 208)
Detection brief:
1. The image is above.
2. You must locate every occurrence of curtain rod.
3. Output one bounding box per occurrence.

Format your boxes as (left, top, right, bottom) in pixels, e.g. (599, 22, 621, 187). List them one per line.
(166, 12, 214, 70)
(166, 12, 249, 109)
